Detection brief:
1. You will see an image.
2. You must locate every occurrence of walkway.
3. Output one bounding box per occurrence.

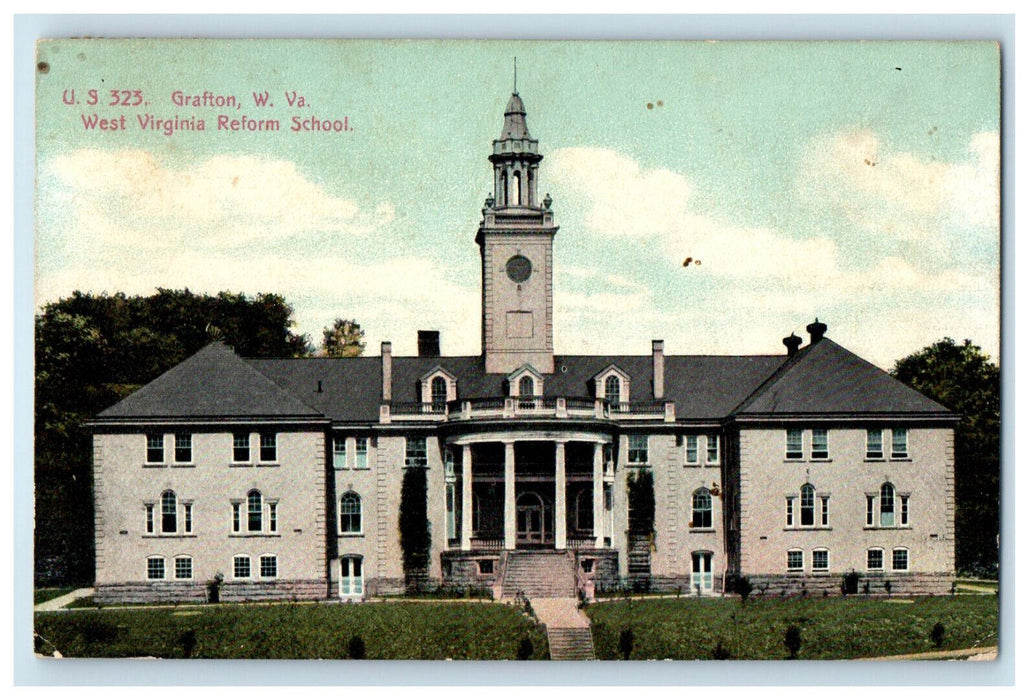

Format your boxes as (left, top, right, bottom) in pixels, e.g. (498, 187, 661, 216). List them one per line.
(34, 587, 95, 612)
(528, 597, 595, 660)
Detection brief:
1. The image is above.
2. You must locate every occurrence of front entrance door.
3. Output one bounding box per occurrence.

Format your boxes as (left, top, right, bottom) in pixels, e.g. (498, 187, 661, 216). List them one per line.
(691, 552, 713, 593)
(516, 491, 550, 545)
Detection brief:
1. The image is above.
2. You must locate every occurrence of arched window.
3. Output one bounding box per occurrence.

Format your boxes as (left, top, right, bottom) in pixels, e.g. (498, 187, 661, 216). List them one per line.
(431, 376, 447, 411)
(247, 490, 263, 532)
(161, 490, 177, 533)
(513, 171, 522, 206)
(800, 484, 815, 527)
(605, 375, 621, 406)
(880, 482, 896, 527)
(519, 376, 534, 397)
(340, 492, 362, 534)
(692, 488, 712, 529)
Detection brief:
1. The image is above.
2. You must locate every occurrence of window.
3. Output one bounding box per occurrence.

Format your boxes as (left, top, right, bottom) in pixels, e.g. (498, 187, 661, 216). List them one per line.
(786, 497, 794, 527)
(867, 548, 884, 571)
(340, 556, 363, 597)
(147, 556, 165, 580)
(706, 435, 720, 464)
(145, 503, 155, 533)
(812, 549, 829, 572)
(519, 375, 535, 397)
(880, 483, 896, 527)
(146, 434, 165, 463)
(233, 555, 251, 579)
(233, 432, 251, 462)
(575, 489, 593, 532)
(231, 502, 242, 533)
(799, 484, 815, 527)
(811, 429, 828, 459)
(260, 555, 278, 578)
(685, 435, 699, 465)
(355, 437, 368, 469)
(184, 502, 193, 534)
(892, 548, 909, 571)
(892, 428, 909, 459)
(431, 376, 448, 411)
(333, 436, 347, 469)
(269, 501, 278, 533)
(259, 432, 277, 462)
(174, 433, 192, 463)
(247, 490, 263, 532)
(478, 559, 495, 575)
(605, 375, 621, 406)
(628, 435, 648, 464)
(866, 494, 875, 526)
(691, 552, 713, 592)
(406, 437, 427, 468)
(340, 492, 362, 534)
(787, 550, 804, 572)
(786, 429, 803, 459)
(692, 488, 712, 529)
(866, 429, 883, 459)
(446, 483, 457, 539)
(900, 495, 910, 526)
(820, 496, 829, 527)
(161, 490, 177, 533)
(175, 556, 193, 580)
(444, 447, 455, 479)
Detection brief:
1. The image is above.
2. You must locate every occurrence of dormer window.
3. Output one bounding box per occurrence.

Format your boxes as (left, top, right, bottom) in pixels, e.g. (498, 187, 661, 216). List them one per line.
(431, 377, 448, 410)
(420, 367, 457, 410)
(605, 376, 621, 406)
(507, 364, 544, 397)
(593, 365, 630, 405)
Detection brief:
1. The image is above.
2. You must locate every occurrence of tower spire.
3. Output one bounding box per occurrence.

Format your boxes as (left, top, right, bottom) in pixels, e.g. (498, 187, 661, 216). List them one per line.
(513, 56, 518, 94)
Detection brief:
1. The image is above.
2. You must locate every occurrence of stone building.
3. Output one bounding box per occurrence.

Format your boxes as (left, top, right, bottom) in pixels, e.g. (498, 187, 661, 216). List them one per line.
(88, 91, 956, 603)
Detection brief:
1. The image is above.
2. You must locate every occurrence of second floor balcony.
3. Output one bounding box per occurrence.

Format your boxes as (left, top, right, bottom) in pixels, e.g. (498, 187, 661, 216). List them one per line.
(380, 396, 675, 424)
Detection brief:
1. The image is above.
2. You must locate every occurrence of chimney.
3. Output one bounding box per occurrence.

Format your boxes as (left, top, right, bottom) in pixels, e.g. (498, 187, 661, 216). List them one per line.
(783, 332, 803, 356)
(381, 341, 392, 401)
(652, 339, 665, 399)
(418, 330, 440, 357)
(806, 318, 828, 344)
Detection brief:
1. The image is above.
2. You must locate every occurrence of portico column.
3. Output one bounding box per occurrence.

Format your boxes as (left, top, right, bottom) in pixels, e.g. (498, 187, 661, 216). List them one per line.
(504, 441, 516, 550)
(555, 441, 567, 549)
(461, 444, 473, 550)
(593, 442, 605, 547)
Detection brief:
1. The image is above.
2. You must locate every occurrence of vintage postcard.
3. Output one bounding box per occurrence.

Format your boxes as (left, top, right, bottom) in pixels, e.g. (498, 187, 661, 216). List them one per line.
(32, 39, 1001, 662)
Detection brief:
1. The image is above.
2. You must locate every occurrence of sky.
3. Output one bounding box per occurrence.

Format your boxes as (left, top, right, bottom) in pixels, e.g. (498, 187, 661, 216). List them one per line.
(34, 39, 1001, 369)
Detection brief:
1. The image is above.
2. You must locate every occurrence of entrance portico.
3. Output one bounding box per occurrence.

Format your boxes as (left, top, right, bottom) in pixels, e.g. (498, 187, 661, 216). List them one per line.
(451, 430, 613, 552)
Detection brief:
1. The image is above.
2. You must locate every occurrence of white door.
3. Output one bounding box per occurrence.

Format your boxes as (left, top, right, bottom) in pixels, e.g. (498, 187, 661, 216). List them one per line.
(691, 552, 713, 593)
(340, 556, 363, 598)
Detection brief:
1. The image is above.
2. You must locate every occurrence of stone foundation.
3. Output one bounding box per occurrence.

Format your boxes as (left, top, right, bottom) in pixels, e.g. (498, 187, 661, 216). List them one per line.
(95, 579, 329, 604)
(730, 572, 955, 597)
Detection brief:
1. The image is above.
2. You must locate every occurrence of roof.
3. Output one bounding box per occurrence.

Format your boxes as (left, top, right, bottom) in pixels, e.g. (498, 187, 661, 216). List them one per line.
(500, 92, 531, 141)
(96, 342, 322, 421)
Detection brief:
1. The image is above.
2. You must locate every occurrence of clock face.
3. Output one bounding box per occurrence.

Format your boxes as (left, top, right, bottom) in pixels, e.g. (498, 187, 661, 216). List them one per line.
(506, 255, 533, 283)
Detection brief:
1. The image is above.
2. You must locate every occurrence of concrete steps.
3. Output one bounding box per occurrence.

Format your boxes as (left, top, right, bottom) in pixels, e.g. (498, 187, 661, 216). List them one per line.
(547, 627, 596, 660)
(501, 551, 576, 598)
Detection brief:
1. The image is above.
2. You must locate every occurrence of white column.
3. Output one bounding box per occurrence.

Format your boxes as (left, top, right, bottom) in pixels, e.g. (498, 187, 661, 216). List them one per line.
(555, 441, 567, 549)
(593, 442, 605, 548)
(504, 441, 516, 550)
(461, 444, 473, 550)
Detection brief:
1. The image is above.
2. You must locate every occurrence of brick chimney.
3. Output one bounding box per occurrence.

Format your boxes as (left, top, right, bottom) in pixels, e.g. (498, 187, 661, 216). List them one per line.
(806, 318, 828, 344)
(418, 330, 440, 357)
(783, 332, 803, 356)
(381, 341, 392, 401)
(652, 339, 665, 399)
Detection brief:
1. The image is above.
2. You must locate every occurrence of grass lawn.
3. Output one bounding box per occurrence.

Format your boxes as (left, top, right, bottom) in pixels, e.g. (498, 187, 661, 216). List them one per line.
(34, 587, 78, 606)
(34, 601, 548, 659)
(587, 595, 998, 660)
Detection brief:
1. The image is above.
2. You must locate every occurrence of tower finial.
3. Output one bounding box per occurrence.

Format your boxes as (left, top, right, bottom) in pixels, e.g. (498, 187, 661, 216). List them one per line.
(513, 57, 518, 94)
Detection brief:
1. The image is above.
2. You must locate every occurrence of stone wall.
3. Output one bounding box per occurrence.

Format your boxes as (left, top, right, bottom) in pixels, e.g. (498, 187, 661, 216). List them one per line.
(730, 571, 954, 597)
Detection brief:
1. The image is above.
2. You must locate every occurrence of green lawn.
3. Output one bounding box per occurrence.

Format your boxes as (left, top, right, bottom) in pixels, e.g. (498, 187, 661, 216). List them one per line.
(587, 595, 999, 660)
(34, 601, 549, 659)
(34, 587, 78, 606)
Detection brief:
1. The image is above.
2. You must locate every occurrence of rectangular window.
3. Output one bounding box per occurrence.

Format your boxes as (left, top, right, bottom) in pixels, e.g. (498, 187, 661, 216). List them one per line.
(866, 429, 883, 459)
(820, 496, 829, 527)
(232, 502, 241, 533)
(892, 549, 909, 571)
(260, 555, 277, 578)
(332, 436, 347, 469)
(233, 432, 251, 463)
(786, 497, 794, 527)
(446, 483, 457, 539)
(146, 434, 165, 463)
(787, 550, 804, 571)
(260, 432, 277, 462)
(892, 428, 909, 459)
(405, 437, 427, 468)
(174, 433, 192, 463)
(867, 549, 884, 571)
(812, 550, 829, 572)
(269, 502, 278, 533)
(444, 447, 455, 479)
(685, 435, 699, 464)
(184, 503, 193, 534)
(355, 437, 368, 469)
(147, 557, 165, 580)
(900, 495, 909, 526)
(706, 435, 720, 464)
(786, 429, 803, 459)
(811, 429, 828, 459)
(233, 555, 251, 579)
(175, 557, 193, 580)
(628, 435, 649, 464)
(866, 495, 875, 526)
(145, 503, 155, 533)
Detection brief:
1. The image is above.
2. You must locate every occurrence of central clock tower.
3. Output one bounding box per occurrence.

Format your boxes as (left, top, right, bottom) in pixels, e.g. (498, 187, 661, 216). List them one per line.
(477, 91, 559, 375)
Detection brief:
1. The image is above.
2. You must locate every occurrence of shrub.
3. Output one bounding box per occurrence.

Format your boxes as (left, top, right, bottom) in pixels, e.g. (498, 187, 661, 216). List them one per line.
(348, 634, 366, 659)
(711, 641, 732, 660)
(517, 637, 534, 660)
(177, 629, 197, 658)
(783, 625, 802, 659)
(732, 575, 752, 602)
(207, 573, 223, 604)
(931, 622, 946, 648)
(841, 570, 860, 596)
(884, 580, 893, 597)
(619, 627, 635, 660)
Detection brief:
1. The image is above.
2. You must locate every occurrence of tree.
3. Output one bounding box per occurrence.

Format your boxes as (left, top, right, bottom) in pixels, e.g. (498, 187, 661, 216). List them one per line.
(891, 338, 1000, 576)
(399, 467, 431, 593)
(322, 318, 365, 357)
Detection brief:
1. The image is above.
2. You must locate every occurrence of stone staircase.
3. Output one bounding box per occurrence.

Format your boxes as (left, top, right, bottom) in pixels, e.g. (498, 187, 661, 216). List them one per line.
(546, 627, 596, 660)
(501, 550, 577, 598)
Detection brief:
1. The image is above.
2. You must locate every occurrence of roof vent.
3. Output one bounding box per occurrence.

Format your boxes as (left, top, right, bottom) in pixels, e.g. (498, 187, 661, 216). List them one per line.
(782, 332, 803, 356)
(418, 330, 440, 357)
(806, 318, 828, 344)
